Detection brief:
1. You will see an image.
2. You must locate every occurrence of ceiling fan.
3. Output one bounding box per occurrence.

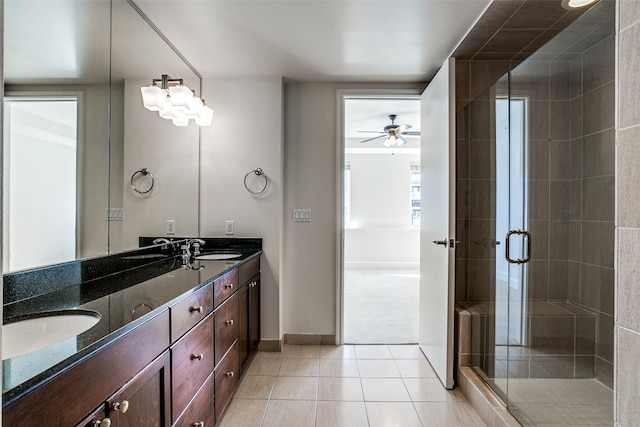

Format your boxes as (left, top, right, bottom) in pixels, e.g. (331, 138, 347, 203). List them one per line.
(358, 114, 420, 147)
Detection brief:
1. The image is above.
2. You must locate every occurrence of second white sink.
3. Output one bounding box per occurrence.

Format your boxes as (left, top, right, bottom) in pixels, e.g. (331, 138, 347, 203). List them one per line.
(196, 253, 242, 260)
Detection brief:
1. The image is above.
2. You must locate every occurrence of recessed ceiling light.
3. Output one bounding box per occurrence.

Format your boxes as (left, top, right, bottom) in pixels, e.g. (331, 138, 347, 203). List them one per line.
(561, 0, 599, 9)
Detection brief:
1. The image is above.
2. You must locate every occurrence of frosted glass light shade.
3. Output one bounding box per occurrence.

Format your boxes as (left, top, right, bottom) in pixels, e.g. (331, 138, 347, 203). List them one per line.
(140, 85, 167, 111)
(172, 114, 190, 126)
(168, 85, 193, 111)
(158, 102, 177, 120)
(186, 97, 204, 118)
(568, 0, 597, 6)
(195, 105, 214, 126)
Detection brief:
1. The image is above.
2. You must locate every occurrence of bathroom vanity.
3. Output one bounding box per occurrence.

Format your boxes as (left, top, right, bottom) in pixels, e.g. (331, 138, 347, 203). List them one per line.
(2, 238, 262, 426)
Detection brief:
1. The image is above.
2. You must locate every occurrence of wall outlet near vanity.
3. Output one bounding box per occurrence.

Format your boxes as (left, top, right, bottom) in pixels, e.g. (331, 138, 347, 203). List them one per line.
(225, 220, 235, 235)
(166, 220, 176, 235)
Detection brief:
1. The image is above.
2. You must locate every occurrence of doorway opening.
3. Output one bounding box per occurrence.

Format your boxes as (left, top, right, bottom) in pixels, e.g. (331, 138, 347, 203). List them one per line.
(3, 96, 79, 271)
(341, 96, 421, 344)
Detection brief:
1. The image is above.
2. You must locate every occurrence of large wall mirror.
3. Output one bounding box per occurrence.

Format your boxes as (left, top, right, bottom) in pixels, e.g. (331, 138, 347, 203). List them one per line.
(3, 0, 200, 272)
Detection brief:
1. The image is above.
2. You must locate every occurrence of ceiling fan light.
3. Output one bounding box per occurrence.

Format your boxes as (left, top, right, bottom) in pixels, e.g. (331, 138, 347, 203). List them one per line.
(140, 85, 167, 111)
(195, 105, 214, 126)
(168, 85, 194, 111)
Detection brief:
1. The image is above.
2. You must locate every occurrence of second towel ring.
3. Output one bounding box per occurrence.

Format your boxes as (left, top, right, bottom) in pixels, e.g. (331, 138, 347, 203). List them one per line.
(243, 167, 269, 195)
(131, 168, 155, 194)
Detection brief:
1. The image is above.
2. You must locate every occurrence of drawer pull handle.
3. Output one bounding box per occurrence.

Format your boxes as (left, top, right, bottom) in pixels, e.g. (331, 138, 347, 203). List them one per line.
(190, 305, 203, 313)
(112, 400, 129, 414)
(226, 319, 234, 325)
(194, 422, 205, 427)
(226, 371, 234, 377)
(94, 419, 112, 427)
(191, 353, 204, 361)
(225, 283, 234, 290)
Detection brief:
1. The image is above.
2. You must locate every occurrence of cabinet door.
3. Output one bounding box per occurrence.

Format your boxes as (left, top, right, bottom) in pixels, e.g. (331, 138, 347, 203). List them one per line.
(107, 351, 171, 427)
(238, 283, 250, 370)
(249, 274, 261, 351)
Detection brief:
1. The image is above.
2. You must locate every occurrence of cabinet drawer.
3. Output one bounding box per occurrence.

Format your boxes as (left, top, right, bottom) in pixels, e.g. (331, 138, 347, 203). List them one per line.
(171, 283, 213, 342)
(238, 255, 260, 285)
(215, 341, 239, 422)
(173, 371, 215, 427)
(171, 313, 214, 422)
(214, 268, 238, 307)
(214, 293, 239, 366)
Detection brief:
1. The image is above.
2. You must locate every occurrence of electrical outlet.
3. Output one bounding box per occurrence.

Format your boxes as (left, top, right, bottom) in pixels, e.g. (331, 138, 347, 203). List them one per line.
(166, 220, 176, 235)
(225, 220, 234, 235)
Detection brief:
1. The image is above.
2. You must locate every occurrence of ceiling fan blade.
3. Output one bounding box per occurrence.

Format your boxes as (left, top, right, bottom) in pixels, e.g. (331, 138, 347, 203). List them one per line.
(397, 134, 409, 146)
(357, 130, 386, 134)
(361, 134, 387, 143)
(401, 131, 421, 136)
(396, 124, 412, 133)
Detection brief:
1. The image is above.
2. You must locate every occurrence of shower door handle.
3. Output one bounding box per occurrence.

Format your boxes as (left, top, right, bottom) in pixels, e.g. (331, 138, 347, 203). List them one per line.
(432, 239, 448, 247)
(505, 229, 531, 264)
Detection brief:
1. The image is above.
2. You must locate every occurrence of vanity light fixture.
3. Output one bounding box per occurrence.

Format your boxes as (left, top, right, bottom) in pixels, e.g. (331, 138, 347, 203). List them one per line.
(561, 0, 598, 9)
(140, 75, 213, 126)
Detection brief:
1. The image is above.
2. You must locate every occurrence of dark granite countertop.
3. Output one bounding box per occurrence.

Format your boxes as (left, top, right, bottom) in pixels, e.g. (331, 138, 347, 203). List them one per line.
(2, 238, 262, 407)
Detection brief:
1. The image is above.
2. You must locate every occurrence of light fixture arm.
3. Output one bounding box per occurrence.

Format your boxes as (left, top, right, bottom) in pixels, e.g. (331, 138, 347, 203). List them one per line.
(151, 74, 185, 90)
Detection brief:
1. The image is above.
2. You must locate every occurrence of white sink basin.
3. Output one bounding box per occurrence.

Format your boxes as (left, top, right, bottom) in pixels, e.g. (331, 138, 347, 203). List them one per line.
(196, 253, 242, 260)
(2, 311, 101, 360)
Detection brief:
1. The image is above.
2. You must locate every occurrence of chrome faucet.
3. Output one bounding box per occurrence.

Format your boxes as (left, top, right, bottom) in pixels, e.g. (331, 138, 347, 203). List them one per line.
(153, 238, 175, 253)
(180, 244, 191, 263)
(186, 238, 206, 256)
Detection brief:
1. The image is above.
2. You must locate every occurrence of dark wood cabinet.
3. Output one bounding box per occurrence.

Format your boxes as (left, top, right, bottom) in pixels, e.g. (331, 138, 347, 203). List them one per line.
(238, 282, 250, 369)
(172, 372, 215, 427)
(5, 254, 261, 427)
(4, 311, 170, 427)
(106, 351, 171, 427)
(171, 313, 215, 423)
(214, 293, 239, 366)
(249, 275, 261, 353)
(213, 269, 238, 307)
(171, 282, 213, 342)
(238, 256, 261, 372)
(214, 342, 239, 421)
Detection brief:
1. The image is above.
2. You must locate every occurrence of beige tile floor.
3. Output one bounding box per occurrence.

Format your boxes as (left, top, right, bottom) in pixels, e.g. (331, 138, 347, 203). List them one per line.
(218, 344, 486, 427)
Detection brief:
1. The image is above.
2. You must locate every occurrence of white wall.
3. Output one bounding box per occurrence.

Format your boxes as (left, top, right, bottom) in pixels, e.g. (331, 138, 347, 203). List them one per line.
(200, 77, 284, 342)
(283, 82, 423, 336)
(344, 149, 420, 268)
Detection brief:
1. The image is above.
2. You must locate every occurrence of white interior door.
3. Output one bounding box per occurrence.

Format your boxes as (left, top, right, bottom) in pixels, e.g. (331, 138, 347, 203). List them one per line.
(418, 58, 456, 389)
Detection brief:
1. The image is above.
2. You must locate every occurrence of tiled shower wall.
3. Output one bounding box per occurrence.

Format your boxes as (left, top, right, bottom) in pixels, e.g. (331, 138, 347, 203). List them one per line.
(616, 2, 640, 426)
(566, 30, 616, 387)
(454, 5, 615, 384)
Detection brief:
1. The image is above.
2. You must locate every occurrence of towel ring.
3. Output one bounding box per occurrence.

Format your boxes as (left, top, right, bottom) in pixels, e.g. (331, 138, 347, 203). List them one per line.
(243, 167, 269, 195)
(131, 168, 155, 194)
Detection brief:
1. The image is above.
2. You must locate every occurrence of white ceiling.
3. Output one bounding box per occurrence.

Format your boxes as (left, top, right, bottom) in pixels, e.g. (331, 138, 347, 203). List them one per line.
(135, 0, 491, 83)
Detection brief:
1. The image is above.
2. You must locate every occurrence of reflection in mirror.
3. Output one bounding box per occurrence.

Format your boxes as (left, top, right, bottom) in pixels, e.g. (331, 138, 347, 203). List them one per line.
(3, 0, 200, 272)
(109, 0, 200, 252)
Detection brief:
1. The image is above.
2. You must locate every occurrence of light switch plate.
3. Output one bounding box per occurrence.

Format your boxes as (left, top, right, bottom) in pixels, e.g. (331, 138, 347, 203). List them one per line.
(293, 209, 311, 222)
